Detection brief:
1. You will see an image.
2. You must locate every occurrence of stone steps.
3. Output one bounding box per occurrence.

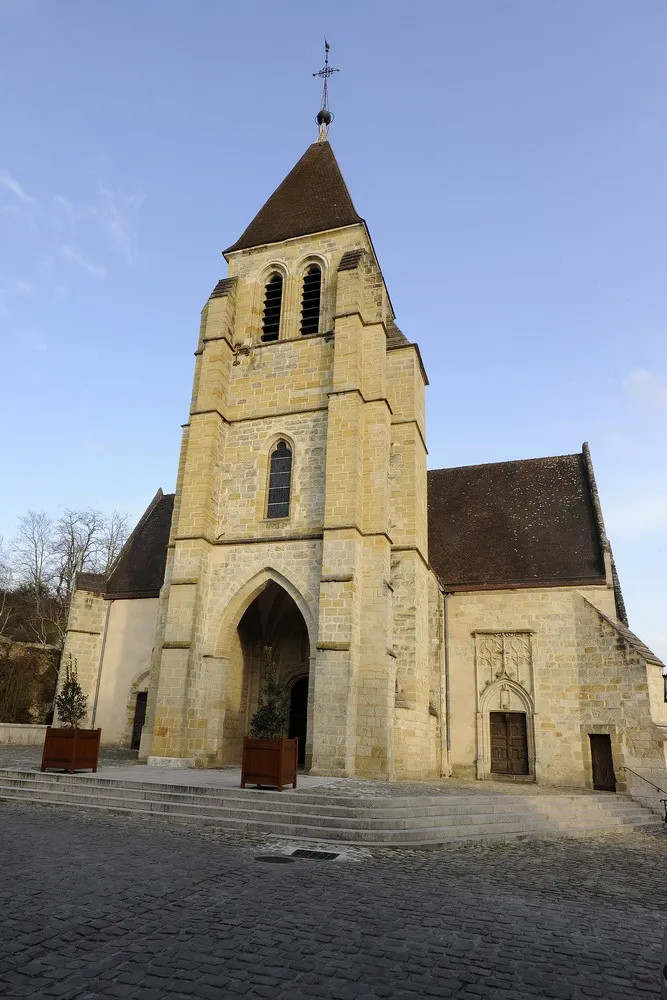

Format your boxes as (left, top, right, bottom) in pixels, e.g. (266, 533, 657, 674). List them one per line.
(0, 769, 661, 846)
(0, 770, 650, 816)
(0, 770, 653, 816)
(0, 769, 651, 810)
(0, 782, 655, 831)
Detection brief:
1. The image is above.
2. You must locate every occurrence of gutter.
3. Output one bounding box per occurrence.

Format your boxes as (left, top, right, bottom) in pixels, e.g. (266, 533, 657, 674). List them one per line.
(439, 588, 452, 777)
(91, 600, 112, 727)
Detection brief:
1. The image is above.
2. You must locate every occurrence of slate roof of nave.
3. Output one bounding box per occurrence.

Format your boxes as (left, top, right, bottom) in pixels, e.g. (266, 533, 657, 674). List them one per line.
(82, 453, 616, 605)
(427, 452, 607, 591)
(224, 140, 364, 254)
(104, 490, 175, 600)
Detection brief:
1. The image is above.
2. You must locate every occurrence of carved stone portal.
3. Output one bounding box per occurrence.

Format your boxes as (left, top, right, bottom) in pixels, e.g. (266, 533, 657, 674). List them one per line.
(474, 631, 536, 781)
(475, 631, 534, 698)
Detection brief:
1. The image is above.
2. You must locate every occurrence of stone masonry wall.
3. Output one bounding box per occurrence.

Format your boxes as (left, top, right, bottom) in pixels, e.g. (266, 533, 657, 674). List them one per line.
(59, 588, 107, 728)
(447, 584, 665, 786)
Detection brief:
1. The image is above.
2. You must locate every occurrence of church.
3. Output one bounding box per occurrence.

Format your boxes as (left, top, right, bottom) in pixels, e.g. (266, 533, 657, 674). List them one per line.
(62, 97, 667, 790)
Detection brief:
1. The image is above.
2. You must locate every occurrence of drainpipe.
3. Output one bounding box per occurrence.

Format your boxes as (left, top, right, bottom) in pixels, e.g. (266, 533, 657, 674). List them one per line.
(91, 600, 112, 727)
(439, 588, 452, 777)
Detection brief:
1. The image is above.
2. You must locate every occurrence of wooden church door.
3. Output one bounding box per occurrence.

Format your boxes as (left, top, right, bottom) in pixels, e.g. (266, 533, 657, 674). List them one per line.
(490, 711, 529, 775)
(589, 734, 616, 791)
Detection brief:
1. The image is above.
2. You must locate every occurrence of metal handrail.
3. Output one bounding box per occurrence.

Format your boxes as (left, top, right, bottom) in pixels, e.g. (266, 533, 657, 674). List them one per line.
(619, 765, 667, 822)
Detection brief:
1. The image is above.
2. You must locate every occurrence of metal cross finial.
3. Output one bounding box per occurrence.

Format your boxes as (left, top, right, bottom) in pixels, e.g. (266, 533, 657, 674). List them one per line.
(313, 39, 339, 139)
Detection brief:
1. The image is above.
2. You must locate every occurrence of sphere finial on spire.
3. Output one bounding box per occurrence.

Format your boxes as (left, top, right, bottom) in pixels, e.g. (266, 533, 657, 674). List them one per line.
(313, 38, 339, 141)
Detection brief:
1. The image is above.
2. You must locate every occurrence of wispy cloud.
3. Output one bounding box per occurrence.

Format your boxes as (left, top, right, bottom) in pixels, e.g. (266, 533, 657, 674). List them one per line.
(0, 169, 35, 206)
(61, 244, 107, 279)
(0, 279, 35, 318)
(6, 327, 48, 355)
(1, 202, 39, 234)
(623, 368, 667, 407)
(0, 278, 34, 298)
(97, 182, 145, 265)
(53, 194, 74, 216)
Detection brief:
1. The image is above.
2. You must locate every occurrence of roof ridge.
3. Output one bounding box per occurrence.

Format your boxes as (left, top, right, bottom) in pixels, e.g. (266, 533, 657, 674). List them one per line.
(105, 489, 168, 593)
(581, 596, 663, 666)
(427, 453, 582, 476)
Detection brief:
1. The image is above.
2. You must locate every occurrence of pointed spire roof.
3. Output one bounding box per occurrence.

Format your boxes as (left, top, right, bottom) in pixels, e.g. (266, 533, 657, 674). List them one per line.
(224, 140, 364, 254)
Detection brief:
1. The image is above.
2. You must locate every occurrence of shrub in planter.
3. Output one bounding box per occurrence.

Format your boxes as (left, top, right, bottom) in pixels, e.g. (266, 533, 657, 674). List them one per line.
(41, 655, 101, 773)
(240, 646, 297, 791)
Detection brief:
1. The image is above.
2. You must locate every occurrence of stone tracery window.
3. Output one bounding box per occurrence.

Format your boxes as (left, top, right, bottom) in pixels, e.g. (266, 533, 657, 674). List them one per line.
(266, 440, 292, 519)
(475, 632, 533, 696)
(261, 272, 283, 342)
(300, 264, 321, 335)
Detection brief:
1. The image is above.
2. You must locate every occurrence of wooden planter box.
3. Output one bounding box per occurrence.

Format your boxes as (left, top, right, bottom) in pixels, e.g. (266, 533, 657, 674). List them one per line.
(41, 727, 101, 774)
(240, 737, 298, 791)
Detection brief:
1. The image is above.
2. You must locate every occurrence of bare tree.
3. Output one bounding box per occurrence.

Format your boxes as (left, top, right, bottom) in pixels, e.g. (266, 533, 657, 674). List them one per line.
(0, 537, 14, 640)
(100, 511, 129, 573)
(10, 512, 55, 645)
(11, 511, 54, 595)
(52, 508, 105, 605)
(6, 507, 130, 649)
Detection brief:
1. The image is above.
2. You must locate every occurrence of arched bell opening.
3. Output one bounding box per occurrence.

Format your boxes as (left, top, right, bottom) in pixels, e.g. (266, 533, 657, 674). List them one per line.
(220, 581, 310, 766)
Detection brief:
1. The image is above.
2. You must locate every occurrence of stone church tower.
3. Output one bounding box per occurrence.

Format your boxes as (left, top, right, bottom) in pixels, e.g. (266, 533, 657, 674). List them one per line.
(140, 128, 437, 779)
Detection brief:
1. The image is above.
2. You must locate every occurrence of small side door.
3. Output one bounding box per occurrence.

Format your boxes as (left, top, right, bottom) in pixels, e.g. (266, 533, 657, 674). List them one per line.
(589, 734, 616, 792)
(131, 692, 148, 751)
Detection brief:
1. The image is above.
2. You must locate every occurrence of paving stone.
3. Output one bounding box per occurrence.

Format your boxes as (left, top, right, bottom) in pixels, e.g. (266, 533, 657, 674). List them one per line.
(0, 800, 665, 999)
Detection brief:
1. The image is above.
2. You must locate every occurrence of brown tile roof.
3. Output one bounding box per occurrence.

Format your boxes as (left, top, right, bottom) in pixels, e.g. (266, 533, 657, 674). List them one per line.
(106, 490, 175, 599)
(386, 318, 409, 348)
(224, 141, 364, 254)
(338, 249, 365, 271)
(427, 452, 606, 590)
(582, 598, 664, 666)
(209, 277, 236, 299)
(75, 572, 107, 595)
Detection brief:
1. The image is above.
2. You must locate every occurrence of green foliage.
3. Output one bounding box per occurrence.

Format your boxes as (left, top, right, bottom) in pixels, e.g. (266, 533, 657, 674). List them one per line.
(55, 653, 88, 728)
(249, 646, 288, 740)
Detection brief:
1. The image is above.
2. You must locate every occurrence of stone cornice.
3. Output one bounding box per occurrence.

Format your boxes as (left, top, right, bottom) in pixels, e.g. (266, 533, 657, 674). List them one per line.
(391, 418, 428, 454)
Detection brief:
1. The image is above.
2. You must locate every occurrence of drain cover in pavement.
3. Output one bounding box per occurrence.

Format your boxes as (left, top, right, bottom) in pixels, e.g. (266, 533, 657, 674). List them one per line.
(291, 849, 340, 861)
(255, 855, 296, 864)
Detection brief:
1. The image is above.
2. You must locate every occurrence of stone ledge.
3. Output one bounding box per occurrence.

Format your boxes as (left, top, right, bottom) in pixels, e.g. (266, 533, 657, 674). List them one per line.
(0, 724, 48, 746)
(147, 756, 196, 768)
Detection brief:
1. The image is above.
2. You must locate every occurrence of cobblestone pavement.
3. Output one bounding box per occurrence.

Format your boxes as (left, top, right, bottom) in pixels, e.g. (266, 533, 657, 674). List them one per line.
(1, 801, 666, 1000)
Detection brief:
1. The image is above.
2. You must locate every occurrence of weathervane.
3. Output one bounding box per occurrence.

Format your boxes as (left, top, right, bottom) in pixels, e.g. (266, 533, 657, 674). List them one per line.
(313, 39, 339, 140)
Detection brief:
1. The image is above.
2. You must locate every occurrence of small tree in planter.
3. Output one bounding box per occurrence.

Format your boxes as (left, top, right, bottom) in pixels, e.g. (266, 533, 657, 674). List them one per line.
(55, 655, 88, 728)
(241, 646, 298, 790)
(41, 654, 101, 773)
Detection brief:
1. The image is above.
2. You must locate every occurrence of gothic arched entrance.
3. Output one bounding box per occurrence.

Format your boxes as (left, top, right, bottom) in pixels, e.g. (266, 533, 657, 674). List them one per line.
(220, 580, 310, 767)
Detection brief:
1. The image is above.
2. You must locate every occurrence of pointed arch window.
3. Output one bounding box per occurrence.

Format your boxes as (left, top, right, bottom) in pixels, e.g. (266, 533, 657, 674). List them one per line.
(266, 440, 292, 519)
(262, 273, 283, 342)
(300, 265, 322, 335)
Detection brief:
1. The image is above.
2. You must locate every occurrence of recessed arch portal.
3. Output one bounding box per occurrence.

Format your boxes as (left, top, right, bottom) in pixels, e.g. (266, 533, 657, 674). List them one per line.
(218, 577, 311, 767)
(477, 679, 536, 781)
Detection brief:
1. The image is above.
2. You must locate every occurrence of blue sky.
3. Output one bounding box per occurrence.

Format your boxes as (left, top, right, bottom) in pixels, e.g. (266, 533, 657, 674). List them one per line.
(0, 1, 665, 658)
